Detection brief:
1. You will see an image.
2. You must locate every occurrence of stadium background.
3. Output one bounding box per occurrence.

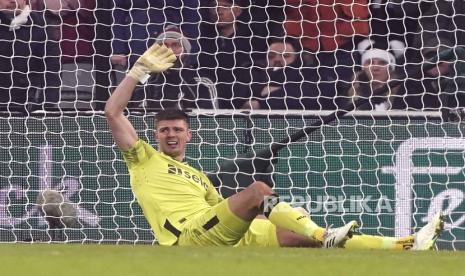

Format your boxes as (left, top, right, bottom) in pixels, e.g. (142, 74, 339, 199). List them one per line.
(1, 113, 464, 250)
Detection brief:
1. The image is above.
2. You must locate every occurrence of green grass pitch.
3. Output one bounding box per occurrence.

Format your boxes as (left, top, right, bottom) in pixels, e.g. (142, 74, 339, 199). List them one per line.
(2, 244, 465, 276)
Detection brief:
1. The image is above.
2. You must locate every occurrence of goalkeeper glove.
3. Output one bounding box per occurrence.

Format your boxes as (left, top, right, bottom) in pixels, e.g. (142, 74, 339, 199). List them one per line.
(128, 43, 177, 83)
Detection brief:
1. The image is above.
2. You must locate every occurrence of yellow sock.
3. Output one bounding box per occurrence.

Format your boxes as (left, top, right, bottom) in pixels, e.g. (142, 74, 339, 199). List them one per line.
(267, 202, 326, 241)
(345, 234, 414, 250)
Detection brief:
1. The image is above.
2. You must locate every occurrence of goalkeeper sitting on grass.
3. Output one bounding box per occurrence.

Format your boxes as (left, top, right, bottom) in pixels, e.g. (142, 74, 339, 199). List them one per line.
(105, 43, 444, 249)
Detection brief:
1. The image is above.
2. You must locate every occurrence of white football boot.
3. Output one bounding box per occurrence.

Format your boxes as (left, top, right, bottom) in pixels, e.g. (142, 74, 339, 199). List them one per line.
(412, 211, 444, 250)
(323, 220, 359, 248)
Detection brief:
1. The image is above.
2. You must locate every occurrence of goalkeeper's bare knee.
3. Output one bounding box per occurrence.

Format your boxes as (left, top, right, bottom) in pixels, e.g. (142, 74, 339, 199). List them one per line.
(228, 181, 276, 221)
(248, 181, 276, 207)
(248, 181, 280, 217)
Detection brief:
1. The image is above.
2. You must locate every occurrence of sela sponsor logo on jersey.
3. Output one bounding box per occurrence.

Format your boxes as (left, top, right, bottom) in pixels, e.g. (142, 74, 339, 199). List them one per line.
(167, 164, 209, 190)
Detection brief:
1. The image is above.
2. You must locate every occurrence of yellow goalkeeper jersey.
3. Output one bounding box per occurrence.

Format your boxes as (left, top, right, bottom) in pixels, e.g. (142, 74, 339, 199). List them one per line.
(122, 139, 223, 246)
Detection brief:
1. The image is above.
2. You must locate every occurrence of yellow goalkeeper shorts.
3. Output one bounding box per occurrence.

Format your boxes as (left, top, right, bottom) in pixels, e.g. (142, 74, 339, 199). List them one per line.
(234, 219, 279, 247)
(177, 199, 279, 247)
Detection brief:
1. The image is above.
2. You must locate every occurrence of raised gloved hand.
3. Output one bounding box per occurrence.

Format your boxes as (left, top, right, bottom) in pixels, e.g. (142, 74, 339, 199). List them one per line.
(128, 44, 177, 83)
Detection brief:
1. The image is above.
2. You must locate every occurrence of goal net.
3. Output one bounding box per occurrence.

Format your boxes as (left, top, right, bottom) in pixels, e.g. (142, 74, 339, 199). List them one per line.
(1, 0, 465, 250)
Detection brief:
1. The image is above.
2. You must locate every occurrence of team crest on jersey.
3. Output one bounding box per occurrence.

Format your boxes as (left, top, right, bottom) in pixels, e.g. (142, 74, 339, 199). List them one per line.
(167, 164, 209, 190)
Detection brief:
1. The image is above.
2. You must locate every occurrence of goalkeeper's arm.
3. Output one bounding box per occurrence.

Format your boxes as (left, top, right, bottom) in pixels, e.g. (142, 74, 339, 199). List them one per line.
(105, 44, 176, 151)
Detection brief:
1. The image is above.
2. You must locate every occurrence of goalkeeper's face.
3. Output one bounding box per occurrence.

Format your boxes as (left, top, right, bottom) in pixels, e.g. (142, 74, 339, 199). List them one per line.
(154, 119, 192, 161)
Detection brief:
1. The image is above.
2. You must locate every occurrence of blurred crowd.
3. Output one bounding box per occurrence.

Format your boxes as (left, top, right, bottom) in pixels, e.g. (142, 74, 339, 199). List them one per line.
(1, 0, 465, 118)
